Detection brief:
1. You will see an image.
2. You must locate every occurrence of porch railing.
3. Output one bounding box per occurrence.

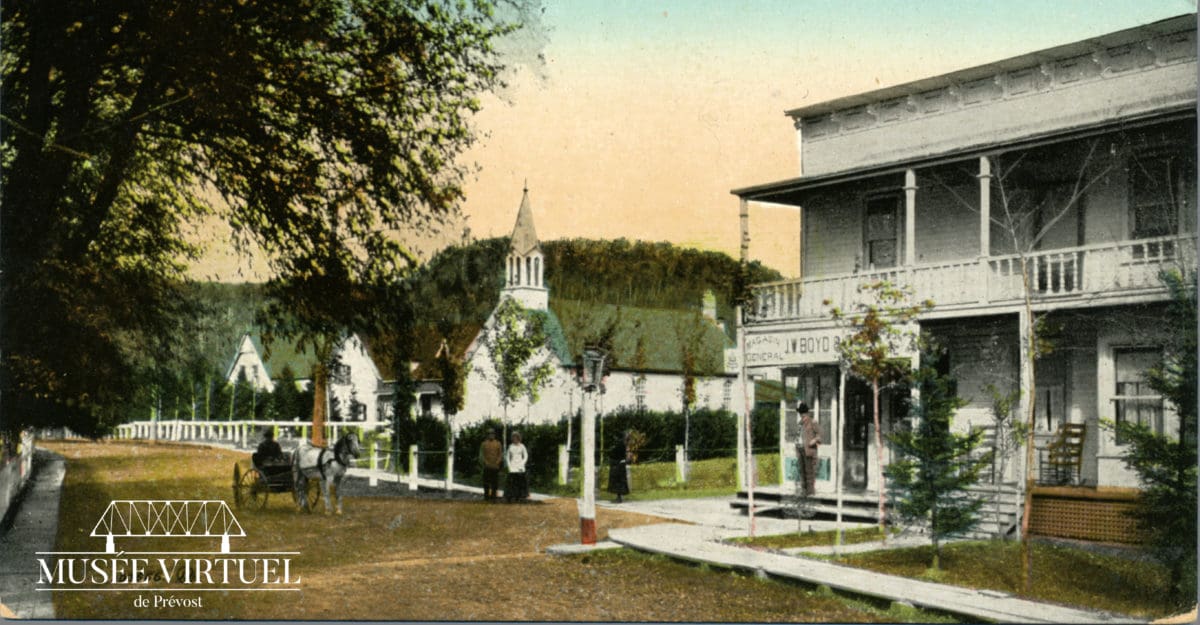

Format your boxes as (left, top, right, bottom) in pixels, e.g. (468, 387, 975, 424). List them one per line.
(750, 234, 1195, 322)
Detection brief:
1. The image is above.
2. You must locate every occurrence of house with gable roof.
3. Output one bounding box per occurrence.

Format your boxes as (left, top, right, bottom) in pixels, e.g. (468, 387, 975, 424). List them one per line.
(224, 331, 387, 423)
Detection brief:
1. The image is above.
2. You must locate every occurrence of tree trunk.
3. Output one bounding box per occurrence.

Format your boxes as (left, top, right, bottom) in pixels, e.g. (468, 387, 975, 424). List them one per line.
(1019, 261, 1038, 593)
(312, 362, 328, 447)
(873, 378, 887, 543)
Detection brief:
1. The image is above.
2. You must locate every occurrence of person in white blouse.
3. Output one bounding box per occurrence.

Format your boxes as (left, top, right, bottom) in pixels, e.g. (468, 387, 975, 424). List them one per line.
(504, 432, 529, 503)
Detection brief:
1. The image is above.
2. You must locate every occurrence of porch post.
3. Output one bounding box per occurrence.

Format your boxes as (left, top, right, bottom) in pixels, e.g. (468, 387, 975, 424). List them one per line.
(737, 196, 751, 494)
(978, 156, 993, 303)
(904, 169, 917, 267)
(978, 156, 992, 256)
(834, 366, 846, 556)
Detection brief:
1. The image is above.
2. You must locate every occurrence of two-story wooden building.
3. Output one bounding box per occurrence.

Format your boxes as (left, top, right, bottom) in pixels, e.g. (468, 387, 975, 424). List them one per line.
(732, 15, 1195, 540)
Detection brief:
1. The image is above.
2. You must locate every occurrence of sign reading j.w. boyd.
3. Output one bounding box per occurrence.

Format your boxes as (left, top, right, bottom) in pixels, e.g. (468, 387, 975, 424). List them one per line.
(743, 325, 918, 368)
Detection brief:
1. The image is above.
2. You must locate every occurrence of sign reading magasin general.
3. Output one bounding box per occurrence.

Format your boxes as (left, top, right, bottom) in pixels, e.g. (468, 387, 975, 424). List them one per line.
(743, 329, 847, 367)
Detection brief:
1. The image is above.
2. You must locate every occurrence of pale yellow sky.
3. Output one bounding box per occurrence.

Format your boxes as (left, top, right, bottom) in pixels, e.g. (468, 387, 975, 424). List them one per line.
(188, 1, 1196, 282)
(453, 1, 1196, 278)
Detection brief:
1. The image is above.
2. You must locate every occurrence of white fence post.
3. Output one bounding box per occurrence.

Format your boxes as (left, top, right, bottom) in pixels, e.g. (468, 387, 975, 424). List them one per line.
(558, 444, 569, 485)
(676, 445, 687, 483)
(408, 445, 419, 491)
(368, 439, 378, 487)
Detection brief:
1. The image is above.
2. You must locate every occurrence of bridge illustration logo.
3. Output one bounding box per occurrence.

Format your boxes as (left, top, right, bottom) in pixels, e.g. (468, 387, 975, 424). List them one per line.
(91, 500, 245, 554)
(36, 499, 301, 604)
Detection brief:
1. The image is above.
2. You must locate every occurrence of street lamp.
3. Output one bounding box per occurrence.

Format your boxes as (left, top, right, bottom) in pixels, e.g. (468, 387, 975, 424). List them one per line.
(579, 346, 607, 544)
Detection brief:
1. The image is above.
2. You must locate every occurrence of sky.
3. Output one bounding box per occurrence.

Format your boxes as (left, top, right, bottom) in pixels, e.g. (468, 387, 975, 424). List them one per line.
(191, 1, 1196, 281)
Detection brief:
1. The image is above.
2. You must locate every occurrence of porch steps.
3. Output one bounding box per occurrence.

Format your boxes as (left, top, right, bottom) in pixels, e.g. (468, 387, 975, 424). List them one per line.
(731, 487, 883, 522)
(965, 483, 1023, 540)
(731, 483, 1023, 540)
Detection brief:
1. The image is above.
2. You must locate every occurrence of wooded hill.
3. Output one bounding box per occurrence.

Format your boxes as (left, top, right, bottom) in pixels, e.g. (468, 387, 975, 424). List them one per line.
(179, 238, 781, 378)
(409, 237, 782, 345)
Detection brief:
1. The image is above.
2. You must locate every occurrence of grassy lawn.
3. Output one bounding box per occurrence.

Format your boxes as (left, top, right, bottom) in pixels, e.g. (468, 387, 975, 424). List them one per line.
(39, 440, 914, 622)
(840, 541, 1178, 620)
(737, 533, 1177, 620)
(541, 454, 781, 502)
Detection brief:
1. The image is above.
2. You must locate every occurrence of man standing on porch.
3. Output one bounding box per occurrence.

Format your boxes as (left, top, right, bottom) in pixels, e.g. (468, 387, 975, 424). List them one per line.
(798, 402, 821, 497)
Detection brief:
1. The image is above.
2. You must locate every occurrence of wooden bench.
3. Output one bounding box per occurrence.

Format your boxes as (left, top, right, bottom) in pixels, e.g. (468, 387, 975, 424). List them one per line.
(1039, 423, 1086, 485)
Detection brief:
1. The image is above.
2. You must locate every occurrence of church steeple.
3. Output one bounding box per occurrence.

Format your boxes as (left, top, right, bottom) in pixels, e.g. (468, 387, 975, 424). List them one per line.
(502, 186, 548, 310)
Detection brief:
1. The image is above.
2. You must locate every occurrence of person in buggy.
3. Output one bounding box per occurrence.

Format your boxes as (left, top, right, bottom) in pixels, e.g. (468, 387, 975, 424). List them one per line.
(253, 428, 284, 467)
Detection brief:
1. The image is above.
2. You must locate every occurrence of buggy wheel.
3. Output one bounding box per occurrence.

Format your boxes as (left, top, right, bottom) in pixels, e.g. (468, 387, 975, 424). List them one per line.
(293, 475, 320, 513)
(238, 468, 268, 510)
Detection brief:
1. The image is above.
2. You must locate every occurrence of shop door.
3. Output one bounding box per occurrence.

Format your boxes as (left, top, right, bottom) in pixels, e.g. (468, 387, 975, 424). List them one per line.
(843, 377, 871, 491)
(781, 366, 837, 488)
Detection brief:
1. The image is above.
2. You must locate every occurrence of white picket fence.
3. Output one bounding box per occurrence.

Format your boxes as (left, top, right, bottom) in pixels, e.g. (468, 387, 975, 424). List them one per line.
(105, 420, 698, 493)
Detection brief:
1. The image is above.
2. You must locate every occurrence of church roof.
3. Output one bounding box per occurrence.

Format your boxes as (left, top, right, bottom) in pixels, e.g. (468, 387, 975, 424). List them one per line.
(509, 188, 541, 256)
(550, 300, 731, 375)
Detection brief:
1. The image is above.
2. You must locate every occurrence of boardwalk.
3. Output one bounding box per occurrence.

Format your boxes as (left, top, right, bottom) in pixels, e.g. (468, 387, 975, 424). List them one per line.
(608, 523, 1143, 625)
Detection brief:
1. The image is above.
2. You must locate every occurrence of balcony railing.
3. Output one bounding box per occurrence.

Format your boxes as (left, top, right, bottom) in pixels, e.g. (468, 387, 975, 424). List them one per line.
(749, 234, 1195, 323)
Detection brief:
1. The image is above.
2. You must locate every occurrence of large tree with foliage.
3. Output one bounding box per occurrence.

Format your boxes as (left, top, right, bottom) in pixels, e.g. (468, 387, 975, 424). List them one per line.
(886, 344, 988, 570)
(1112, 269, 1197, 605)
(2, 0, 539, 436)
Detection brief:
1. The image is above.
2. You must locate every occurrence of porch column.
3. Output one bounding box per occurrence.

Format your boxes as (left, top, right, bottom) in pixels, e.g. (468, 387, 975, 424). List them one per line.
(978, 156, 991, 256)
(904, 169, 917, 266)
(978, 156, 993, 303)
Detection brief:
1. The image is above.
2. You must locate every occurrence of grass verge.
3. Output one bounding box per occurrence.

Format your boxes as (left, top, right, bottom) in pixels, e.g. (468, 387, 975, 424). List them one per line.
(837, 539, 1176, 619)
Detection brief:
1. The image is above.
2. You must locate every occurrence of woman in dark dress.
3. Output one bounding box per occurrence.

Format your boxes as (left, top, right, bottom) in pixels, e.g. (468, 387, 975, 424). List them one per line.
(607, 432, 631, 503)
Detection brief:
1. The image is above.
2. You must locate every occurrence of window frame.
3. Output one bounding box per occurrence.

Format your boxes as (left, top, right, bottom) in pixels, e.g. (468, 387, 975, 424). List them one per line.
(862, 193, 901, 270)
(1112, 346, 1165, 444)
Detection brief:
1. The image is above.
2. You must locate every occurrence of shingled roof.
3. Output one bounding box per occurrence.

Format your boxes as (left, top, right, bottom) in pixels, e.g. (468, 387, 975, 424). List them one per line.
(550, 299, 730, 375)
(509, 188, 540, 256)
(234, 332, 321, 382)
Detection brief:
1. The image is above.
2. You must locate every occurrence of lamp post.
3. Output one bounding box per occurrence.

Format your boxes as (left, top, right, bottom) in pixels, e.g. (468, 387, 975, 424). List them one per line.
(579, 346, 607, 544)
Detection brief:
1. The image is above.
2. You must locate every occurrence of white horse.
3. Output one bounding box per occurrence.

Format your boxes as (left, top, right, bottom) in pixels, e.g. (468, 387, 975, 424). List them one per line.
(293, 431, 361, 515)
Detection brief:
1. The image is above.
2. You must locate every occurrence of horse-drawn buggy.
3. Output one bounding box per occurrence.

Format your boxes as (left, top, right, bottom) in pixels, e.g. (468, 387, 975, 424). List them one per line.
(232, 431, 362, 514)
(232, 450, 320, 511)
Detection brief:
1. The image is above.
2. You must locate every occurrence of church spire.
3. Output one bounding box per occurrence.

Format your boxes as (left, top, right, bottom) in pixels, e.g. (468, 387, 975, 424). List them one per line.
(510, 186, 540, 256)
(502, 186, 548, 310)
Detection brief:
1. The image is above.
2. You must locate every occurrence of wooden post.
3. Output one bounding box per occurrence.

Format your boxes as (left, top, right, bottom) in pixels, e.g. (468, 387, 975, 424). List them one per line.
(368, 439, 378, 487)
(675, 445, 687, 483)
(445, 432, 455, 493)
(558, 444, 569, 485)
(408, 445, 419, 491)
(580, 390, 597, 544)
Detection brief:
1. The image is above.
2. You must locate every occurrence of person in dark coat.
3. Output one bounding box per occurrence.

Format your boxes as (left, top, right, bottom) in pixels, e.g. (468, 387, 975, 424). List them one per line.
(797, 402, 821, 497)
(253, 428, 283, 466)
(607, 432, 632, 503)
(480, 430, 503, 501)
